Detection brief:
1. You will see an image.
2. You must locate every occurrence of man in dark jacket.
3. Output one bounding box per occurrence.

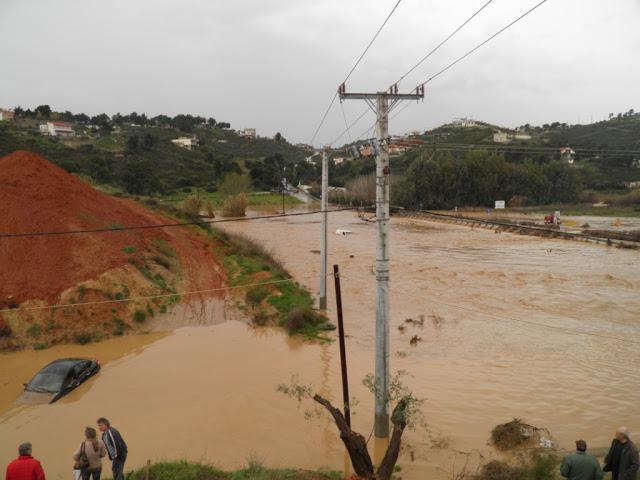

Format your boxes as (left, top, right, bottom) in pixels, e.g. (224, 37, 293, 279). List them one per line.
(560, 440, 603, 480)
(604, 427, 639, 480)
(5, 442, 46, 480)
(97, 417, 128, 480)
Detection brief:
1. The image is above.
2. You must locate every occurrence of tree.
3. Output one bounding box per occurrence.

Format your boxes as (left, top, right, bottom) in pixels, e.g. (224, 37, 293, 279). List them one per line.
(218, 172, 251, 196)
(126, 135, 139, 153)
(278, 372, 423, 480)
(141, 133, 156, 150)
(13, 106, 24, 117)
(35, 105, 52, 118)
(60, 110, 74, 122)
(73, 112, 90, 124)
(120, 160, 160, 194)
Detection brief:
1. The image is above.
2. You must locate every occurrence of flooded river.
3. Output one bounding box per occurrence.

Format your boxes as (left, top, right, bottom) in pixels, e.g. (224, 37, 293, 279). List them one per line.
(1, 210, 639, 479)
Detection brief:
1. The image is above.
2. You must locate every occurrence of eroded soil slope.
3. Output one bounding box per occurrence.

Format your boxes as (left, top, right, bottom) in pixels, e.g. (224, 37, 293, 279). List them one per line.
(0, 150, 226, 348)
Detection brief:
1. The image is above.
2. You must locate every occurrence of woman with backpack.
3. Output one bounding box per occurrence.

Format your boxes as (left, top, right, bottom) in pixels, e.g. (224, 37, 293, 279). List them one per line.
(73, 427, 107, 480)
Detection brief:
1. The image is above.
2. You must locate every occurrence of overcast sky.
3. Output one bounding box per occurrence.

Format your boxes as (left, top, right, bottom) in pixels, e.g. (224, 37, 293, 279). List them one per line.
(1, 0, 639, 145)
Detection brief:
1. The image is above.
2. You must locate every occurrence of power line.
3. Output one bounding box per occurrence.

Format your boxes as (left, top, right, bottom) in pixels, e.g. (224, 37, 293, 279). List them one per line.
(417, 142, 640, 155)
(343, 0, 403, 86)
(0, 207, 364, 239)
(309, 0, 404, 146)
(330, 107, 372, 146)
(0, 278, 294, 314)
(391, 0, 551, 123)
(410, 144, 640, 157)
(417, 0, 551, 87)
(310, 93, 339, 147)
(389, 0, 495, 89)
(340, 102, 354, 144)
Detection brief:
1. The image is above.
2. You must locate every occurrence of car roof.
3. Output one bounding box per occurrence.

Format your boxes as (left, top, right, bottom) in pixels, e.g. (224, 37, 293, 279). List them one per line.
(41, 358, 92, 370)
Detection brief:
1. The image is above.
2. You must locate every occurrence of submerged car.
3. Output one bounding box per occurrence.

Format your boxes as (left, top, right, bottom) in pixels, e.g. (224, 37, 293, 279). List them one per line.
(20, 358, 100, 404)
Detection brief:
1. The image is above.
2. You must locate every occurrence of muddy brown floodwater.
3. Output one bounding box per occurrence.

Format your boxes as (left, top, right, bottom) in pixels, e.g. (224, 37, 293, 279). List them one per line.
(1, 210, 639, 480)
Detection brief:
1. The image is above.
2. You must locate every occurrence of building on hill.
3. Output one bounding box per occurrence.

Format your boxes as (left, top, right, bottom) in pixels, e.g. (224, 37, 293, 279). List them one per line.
(39, 121, 75, 137)
(388, 144, 407, 156)
(493, 130, 510, 143)
(239, 128, 256, 139)
(513, 133, 532, 140)
(560, 147, 576, 164)
(333, 156, 346, 165)
(450, 117, 478, 128)
(171, 136, 200, 151)
(0, 108, 15, 121)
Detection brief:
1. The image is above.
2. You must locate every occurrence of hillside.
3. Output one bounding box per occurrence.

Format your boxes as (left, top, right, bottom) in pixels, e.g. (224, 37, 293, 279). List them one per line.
(0, 151, 227, 349)
(0, 119, 317, 197)
(416, 113, 640, 187)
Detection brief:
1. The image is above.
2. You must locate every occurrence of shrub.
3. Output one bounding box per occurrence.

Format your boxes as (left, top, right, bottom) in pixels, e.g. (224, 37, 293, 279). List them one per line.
(27, 323, 41, 338)
(133, 309, 147, 323)
(222, 193, 248, 217)
(284, 308, 326, 334)
(33, 342, 49, 350)
(490, 419, 544, 451)
(612, 190, 640, 206)
(252, 311, 271, 326)
(181, 193, 205, 217)
(112, 317, 126, 336)
(245, 287, 269, 307)
(218, 172, 251, 196)
(122, 245, 137, 254)
(152, 255, 172, 270)
(73, 332, 93, 345)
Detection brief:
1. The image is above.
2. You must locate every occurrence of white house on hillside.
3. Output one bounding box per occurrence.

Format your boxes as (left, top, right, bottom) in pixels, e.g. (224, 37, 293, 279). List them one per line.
(39, 121, 75, 137)
(451, 117, 478, 128)
(171, 136, 200, 151)
(239, 128, 256, 139)
(493, 131, 510, 143)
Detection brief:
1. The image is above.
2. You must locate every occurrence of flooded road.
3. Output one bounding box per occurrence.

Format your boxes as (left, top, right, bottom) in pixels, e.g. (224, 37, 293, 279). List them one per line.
(1, 210, 639, 479)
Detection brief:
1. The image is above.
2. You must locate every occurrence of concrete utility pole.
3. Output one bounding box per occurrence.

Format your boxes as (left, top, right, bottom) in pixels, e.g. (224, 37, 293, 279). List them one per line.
(338, 82, 424, 438)
(319, 150, 328, 310)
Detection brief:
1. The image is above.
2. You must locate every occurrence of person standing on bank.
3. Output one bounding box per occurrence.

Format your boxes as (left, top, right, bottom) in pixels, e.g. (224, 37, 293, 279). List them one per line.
(560, 440, 603, 480)
(604, 427, 639, 480)
(96, 418, 128, 480)
(73, 427, 107, 480)
(5, 442, 46, 480)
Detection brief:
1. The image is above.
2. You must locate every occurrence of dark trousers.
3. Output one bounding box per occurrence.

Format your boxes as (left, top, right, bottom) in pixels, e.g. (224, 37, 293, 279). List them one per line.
(112, 457, 126, 480)
(81, 468, 102, 480)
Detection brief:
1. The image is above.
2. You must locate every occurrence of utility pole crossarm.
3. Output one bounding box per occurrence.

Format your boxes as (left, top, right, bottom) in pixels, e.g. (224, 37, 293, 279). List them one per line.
(337, 83, 424, 103)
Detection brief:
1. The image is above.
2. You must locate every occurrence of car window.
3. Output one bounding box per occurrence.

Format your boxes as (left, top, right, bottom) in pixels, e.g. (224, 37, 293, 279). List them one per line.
(27, 371, 67, 392)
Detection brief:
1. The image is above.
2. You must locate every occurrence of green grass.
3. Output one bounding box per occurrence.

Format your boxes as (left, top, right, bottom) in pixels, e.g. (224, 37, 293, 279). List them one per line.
(162, 190, 302, 208)
(116, 460, 341, 480)
(212, 228, 331, 341)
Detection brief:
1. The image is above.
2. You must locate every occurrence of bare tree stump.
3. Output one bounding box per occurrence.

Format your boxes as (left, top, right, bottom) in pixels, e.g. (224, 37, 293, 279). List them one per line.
(313, 394, 410, 480)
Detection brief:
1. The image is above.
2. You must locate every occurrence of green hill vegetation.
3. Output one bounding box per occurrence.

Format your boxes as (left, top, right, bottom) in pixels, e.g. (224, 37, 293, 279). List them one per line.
(0, 107, 319, 198)
(330, 110, 640, 212)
